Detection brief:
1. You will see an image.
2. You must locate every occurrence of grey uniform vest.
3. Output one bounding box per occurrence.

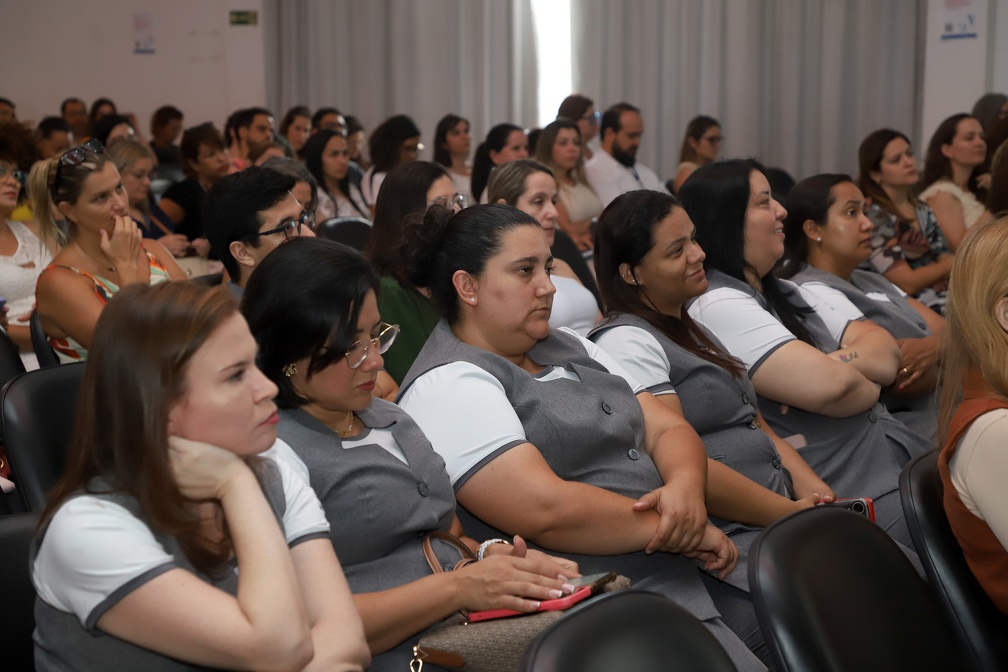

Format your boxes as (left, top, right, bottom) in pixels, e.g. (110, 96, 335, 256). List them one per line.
(789, 264, 938, 440)
(32, 464, 288, 672)
(698, 270, 931, 498)
(277, 400, 457, 671)
(399, 320, 721, 621)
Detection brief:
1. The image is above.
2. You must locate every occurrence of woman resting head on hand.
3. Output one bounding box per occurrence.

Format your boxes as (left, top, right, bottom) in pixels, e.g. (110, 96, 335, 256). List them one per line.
(241, 236, 579, 669)
(32, 281, 370, 671)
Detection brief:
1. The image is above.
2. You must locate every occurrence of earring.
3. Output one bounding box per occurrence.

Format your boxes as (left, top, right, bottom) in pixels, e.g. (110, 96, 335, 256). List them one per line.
(469, 297, 476, 303)
(282, 363, 297, 378)
(816, 237, 822, 242)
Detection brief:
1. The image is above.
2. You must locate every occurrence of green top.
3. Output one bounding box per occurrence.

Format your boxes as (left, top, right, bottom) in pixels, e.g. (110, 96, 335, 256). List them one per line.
(378, 275, 440, 383)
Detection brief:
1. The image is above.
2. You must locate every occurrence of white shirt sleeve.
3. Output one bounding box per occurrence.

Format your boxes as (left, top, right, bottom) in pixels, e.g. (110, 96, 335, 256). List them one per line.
(562, 327, 645, 394)
(32, 497, 175, 625)
(687, 286, 796, 372)
(272, 456, 331, 545)
(591, 325, 676, 395)
(264, 438, 310, 484)
(398, 362, 528, 486)
(797, 282, 865, 322)
(948, 409, 1008, 551)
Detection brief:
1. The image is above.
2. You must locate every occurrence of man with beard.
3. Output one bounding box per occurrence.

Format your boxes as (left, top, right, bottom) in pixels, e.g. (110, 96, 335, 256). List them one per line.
(585, 102, 670, 207)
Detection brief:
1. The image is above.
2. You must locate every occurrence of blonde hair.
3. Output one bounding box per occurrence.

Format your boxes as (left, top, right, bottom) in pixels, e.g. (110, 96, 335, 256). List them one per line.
(487, 159, 554, 206)
(105, 138, 155, 213)
(937, 214, 1008, 443)
(27, 148, 109, 251)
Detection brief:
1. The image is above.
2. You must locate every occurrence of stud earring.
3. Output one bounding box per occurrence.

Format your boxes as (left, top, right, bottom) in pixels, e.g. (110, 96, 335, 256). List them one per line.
(282, 363, 297, 378)
(816, 237, 822, 242)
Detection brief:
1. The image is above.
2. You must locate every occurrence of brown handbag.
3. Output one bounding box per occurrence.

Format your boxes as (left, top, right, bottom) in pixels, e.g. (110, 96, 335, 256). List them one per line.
(410, 532, 630, 671)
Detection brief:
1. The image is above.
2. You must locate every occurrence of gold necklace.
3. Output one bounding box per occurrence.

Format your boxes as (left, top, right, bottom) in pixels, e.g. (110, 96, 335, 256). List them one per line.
(338, 411, 356, 438)
(75, 241, 115, 273)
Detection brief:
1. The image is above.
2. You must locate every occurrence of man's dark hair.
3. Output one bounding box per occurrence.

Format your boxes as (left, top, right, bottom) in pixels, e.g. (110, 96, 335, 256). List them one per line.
(36, 116, 71, 139)
(600, 102, 640, 140)
(224, 107, 272, 147)
(60, 97, 85, 116)
(151, 105, 184, 131)
(202, 166, 296, 280)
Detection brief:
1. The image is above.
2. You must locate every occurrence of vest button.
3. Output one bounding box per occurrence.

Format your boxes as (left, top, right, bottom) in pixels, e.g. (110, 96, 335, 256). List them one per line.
(742, 393, 751, 405)
(771, 457, 782, 469)
(602, 402, 613, 414)
(918, 321, 926, 330)
(418, 482, 430, 496)
(747, 421, 757, 430)
(627, 448, 640, 460)
(868, 412, 877, 423)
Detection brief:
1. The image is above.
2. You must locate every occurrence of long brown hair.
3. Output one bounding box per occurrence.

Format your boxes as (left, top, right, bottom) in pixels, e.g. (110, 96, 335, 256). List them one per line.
(937, 215, 1008, 444)
(42, 282, 242, 574)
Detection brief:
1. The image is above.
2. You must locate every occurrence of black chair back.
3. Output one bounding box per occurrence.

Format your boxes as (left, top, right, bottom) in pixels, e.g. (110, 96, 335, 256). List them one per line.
(315, 217, 372, 251)
(29, 310, 60, 369)
(749, 507, 967, 672)
(1, 363, 85, 511)
(0, 512, 40, 669)
(519, 590, 737, 672)
(0, 326, 26, 388)
(900, 451, 1008, 670)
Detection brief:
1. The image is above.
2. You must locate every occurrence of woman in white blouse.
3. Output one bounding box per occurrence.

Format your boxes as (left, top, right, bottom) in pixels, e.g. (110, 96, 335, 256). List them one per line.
(534, 119, 602, 252)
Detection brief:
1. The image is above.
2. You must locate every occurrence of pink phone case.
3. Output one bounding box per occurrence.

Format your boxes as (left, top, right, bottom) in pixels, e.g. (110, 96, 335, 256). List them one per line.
(467, 585, 592, 622)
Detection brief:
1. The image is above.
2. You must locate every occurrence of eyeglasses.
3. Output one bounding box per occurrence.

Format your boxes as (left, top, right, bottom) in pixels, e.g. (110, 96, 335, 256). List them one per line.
(53, 137, 104, 194)
(0, 164, 27, 186)
(702, 135, 724, 145)
(344, 323, 399, 369)
(250, 209, 316, 240)
(428, 192, 468, 211)
(581, 111, 602, 126)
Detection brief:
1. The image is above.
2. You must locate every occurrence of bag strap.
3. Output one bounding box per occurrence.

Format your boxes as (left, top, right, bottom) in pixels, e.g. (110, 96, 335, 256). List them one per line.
(423, 530, 477, 574)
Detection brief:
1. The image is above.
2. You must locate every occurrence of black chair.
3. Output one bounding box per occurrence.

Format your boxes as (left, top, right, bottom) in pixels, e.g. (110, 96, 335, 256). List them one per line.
(900, 451, 1008, 670)
(29, 310, 60, 369)
(1, 363, 85, 512)
(192, 271, 224, 287)
(748, 507, 967, 672)
(0, 512, 40, 669)
(314, 217, 372, 251)
(0, 326, 26, 388)
(519, 590, 736, 672)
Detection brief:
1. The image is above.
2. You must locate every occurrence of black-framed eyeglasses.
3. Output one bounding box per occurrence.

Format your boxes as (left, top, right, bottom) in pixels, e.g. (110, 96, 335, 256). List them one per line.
(0, 164, 27, 187)
(250, 209, 316, 241)
(53, 137, 104, 195)
(345, 323, 399, 369)
(428, 192, 467, 211)
(581, 111, 602, 125)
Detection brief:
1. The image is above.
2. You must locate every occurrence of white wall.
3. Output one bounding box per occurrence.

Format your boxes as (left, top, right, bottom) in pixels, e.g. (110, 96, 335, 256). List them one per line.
(920, 0, 993, 146)
(991, 0, 1008, 94)
(1, 0, 266, 133)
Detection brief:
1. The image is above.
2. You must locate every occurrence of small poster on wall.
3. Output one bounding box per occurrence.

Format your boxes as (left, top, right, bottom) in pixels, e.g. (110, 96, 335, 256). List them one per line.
(133, 13, 155, 54)
(941, 0, 978, 40)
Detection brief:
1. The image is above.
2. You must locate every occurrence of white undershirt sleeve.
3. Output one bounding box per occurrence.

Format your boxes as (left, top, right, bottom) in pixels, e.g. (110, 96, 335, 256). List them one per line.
(273, 456, 331, 545)
(591, 325, 676, 395)
(688, 287, 796, 372)
(949, 409, 1008, 551)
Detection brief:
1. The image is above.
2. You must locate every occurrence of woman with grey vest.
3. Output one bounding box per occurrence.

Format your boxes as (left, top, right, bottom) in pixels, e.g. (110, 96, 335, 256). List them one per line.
(240, 237, 578, 671)
(397, 203, 773, 671)
(779, 174, 944, 441)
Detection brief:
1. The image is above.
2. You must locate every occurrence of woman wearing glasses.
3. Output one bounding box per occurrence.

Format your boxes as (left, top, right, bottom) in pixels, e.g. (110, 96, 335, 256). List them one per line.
(302, 129, 370, 221)
(27, 139, 185, 362)
(0, 121, 53, 369)
(242, 237, 578, 670)
(672, 116, 722, 194)
(557, 94, 599, 161)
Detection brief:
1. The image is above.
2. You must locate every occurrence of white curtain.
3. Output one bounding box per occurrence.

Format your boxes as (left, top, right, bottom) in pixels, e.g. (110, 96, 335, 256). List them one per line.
(262, 0, 539, 159)
(571, 0, 923, 182)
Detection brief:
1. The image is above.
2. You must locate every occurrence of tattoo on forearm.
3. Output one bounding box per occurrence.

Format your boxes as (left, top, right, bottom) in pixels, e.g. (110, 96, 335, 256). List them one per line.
(838, 351, 860, 364)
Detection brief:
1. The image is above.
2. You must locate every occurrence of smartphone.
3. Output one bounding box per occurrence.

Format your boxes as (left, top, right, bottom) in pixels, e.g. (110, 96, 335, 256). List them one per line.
(818, 497, 875, 522)
(569, 571, 617, 593)
(467, 585, 592, 623)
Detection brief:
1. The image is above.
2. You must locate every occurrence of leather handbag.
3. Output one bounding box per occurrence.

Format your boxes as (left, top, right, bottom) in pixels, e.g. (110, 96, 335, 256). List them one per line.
(411, 532, 630, 671)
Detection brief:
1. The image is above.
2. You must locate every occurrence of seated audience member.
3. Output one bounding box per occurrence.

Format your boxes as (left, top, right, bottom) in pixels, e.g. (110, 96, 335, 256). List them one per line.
(395, 203, 769, 671)
(279, 105, 312, 156)
(148, 105, 184, 166)
(201, 166, 315, 300)
(920, 114, 993, 250)
(938, 215, 1008, 614)
(433, 114, 473, 202)
(585, 103, 669, 208)
(487, 159, 600, 335)
(312, 107, 345, 135)
(261, 155, 318, 217)
(680, 160, 931, 547)
(248, 140, 290, 166)
(302, 129, 369, 220)
(0, 97, 17, 123)
(224, 107, 275, 172)
(28, 139, 185, 362)
(361, 114, 422, 208)
(364, 161, 456, 383)
(34, 117, 73, 159)
(345, 115, 368, 169)
(158, 123, 228, 258)
(0, 121, 52, 368)
(60, 97, 89, 142)
(104, 138, 189, 257)
(780, 174, 943, 440)
(87, 97, 117, 134)
(31, 281, 371, 670)
(242, 237, 578, 669)
(858, 129, 953, 313)
(470, 123, 529, 204)
(89, 114, 137, 146)
(971, 92, 1008, 136)
(989, 140, 1008, 214)
(534, 119, 602, 252)
(590, 189, 836, 573)
(557, 94, 599, 160)
(673, 116, 722, 194)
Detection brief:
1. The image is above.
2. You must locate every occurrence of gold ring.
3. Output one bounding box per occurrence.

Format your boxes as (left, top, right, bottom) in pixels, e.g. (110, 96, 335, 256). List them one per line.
(901, 367, 909, 375)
